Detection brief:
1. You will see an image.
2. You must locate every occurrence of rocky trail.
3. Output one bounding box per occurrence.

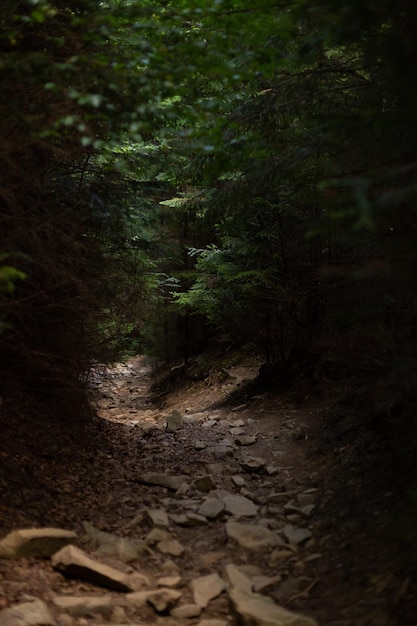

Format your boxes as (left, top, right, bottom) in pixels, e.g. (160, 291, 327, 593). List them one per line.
(0, 356, 414, 626)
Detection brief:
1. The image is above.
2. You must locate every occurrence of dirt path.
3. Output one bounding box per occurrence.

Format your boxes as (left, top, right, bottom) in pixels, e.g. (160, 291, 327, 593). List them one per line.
(0, 356, 413, 625)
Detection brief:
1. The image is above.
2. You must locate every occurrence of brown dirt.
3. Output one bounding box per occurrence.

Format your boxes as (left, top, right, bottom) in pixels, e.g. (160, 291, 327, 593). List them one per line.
(0, 355, 415, 625)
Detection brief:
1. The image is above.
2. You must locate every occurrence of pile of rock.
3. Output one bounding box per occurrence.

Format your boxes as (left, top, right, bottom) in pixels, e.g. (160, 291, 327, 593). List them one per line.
(0, 525, 318, 626)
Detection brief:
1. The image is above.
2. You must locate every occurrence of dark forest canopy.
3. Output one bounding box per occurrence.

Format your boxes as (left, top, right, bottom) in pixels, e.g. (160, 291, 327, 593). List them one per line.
(0, 0, 416, 415)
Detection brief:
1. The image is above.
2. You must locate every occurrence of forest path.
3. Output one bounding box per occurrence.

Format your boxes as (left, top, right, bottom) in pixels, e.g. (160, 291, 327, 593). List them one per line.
(0, 356, 406, 625)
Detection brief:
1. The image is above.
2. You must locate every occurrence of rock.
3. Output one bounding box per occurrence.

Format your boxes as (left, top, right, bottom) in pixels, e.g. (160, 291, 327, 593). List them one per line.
(157, 575, 182, 587)
(52, 596, 112, 618)
(156, 539, 185, 556)
(267, 492, 298, 505)
(0, 528, 77, 559)
(147, 588, 182, 612)
(135, 473, 186, 491)
(126, 588, 181, 612)
(224, 564, 253, 593)
(82, 522, 147, 561)
(252, 575, 282, 592)
(283, 501, 313, 518)
(161, 559, 181, 574)
(110, 605, 129, 623)
(282, 524, 313, 546)
(51, 545, 134, 592)
(171, 604, 202, 618)
(206, 445, 234, 458)
(166, 410, 184, 433)
(232, 404, 248, 412)
(126, 571, 151, 591)
(231, 475, 246, 487)
(194, 475, 216, 492)
(0, 598, 55, 626)
(170, 514, 189, 526)
(183, 512, 209, 526)
(197, 499, 225, 519)
(222, 494, 258, 518)
(228, 587, 318, 626)
(146, 508, 170, 529)
(269, 549, 295, 564)
(270, 578, 312, 602)
(226, 522, 281, 551)
(239, 458, 267, 473)
(197, 620, 229, 626)
(229, 427, 246, 436)
(191, 573, 226, 608)
(235, 435, 258, 446)
(194, 440, 207, 450)
(145, 528, 173, 545)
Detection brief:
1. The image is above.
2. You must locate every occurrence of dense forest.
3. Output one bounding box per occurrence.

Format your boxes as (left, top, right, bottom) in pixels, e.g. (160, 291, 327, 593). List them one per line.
(1, 0, 417, 576)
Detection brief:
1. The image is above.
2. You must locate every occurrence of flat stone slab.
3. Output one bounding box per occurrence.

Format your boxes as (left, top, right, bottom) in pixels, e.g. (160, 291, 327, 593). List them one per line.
(239, 457, 267, 473)
(52, 595, 112, 618)
(0, 598, 55, 626)
(228, 587, 318, 626)
(282, 524, 313, 546)
(191, 572, 226, 608)
(146, 508, 170, 529)
(0, 528, 77, 559)
(198, 499, 225, 519)
(135, 474, 187, 491)
(156, 539, 185, 556)
(82, 522, 147, 561)
(51, 545, 134, 592)
(126, 588, 182, 612)
(221, 494, 258, 518)
(226, 522, 281, 551)
(194, 475, 216, 492)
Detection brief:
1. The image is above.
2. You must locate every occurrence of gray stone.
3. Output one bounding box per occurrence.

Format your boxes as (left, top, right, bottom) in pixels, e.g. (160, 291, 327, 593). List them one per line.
(194, 440, 207, 450)
(0, 598, 55, 626)
(0, 528, 77, 559)
(222, 494, 259, 518)
(191, 572, 226, 608)
(226, 522, 281, 551)
(135, 473, 186, 491)
(183, 512, 209, 526)
(268, 548, 296, 564)
(147, 588, 182, 612)
(283, 501, 314, 518)
(156, 539, 185, 556)
(231, 475, 246, 487)
(157, 575, 182, 587)
(235, 435, 258, 446)
(146, 508, 170, 529)
(239, 458, 267, 473)
(145, 528, 173, 545)
(228, 587, 318, 626)
(252, 575, 282, 592)
(198, 499, 225, 519)
(206, 445, 234, 457)
(224, 564, 253, 593)
(194, 475, 216, 492)
(229, 427, 245, 436)
(51, 545, 134, 592)
(52, 595, 112, 618)
(82, 522, 147, 561)
(166, 410, 184, 433)
(267, 492, 298, 505)
(170, 514, 189, 525)
(171, 604, 202, 618)
(126, 588, 182, 612)
(282, 524, 313, 546)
